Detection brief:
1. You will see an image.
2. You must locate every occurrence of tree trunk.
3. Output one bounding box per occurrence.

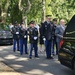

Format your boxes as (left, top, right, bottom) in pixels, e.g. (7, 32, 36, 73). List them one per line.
(19, 0, 31, 27)
(1, 0, 10, 22)
(22, 16, 27, 27)
(0, 0, 2, 16)
(0, 6, 1, 16)
(42, 0, 46, 21)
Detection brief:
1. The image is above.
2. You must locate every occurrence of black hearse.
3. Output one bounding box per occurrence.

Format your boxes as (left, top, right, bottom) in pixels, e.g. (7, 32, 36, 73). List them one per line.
(58, 15, 75, 71)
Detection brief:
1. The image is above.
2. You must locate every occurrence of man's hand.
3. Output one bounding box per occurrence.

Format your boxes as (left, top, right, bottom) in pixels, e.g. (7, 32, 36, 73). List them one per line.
(16, 32, 19, 34)
(43, 38, 46, 41)
(34, 37, 38, 40)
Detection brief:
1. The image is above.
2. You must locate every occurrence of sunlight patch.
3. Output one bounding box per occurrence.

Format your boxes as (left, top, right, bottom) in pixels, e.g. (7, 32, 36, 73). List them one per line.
(16, 58, 28, 61)
(11, 64, 23, 69)
(26, 69, 53, 75)
(39, 63, 48, 67)
(4, 55, 17, 59)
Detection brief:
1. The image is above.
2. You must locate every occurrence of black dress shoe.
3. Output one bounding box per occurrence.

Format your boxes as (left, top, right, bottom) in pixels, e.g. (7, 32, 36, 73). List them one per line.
(25, 53, 28, 54)
(20, 53, 23, 55)
(50, 57, 54, 59)
(53, 54, 55, 56)
(35, 56, 39, 58)
(29, 57, 32, 59)
(56, 54, 58, 55)
(17, 50, 20, 51)
(13, 50, 16, 52)
(46, 57, 53, 59)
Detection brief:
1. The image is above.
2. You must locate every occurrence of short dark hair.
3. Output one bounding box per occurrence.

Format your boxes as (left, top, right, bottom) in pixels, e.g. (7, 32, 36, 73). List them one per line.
(53, 18, 57, 22)
(29, 21, 35, 25)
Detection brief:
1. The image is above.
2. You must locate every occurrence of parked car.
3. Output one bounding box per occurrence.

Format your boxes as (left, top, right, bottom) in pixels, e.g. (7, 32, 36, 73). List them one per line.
(0, 24, 13, 44)
(58, 15, 75, 71)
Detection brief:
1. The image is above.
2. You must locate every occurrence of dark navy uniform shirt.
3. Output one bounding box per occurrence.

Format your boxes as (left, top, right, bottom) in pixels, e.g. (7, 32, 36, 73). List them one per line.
(41, 21, 53, 40)
(19, 26, 27, 40)
(27, 27, 38, 43)
(11, 26, 20, 39)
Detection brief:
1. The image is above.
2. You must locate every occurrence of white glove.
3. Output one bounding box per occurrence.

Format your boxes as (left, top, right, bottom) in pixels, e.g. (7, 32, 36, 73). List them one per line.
(16, 32, 19, 34)
(43, 38, 46, 41)
(24, 35, 27, 38)
(34, 37, 38, 40)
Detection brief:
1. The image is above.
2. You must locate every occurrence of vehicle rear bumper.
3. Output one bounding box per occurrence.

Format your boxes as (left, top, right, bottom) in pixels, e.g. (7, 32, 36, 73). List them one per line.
(0, 38, 13, 44)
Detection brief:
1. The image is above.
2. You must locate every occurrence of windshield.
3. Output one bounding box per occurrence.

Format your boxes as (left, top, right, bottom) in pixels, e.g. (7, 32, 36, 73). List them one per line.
(0, 24, 10, 30)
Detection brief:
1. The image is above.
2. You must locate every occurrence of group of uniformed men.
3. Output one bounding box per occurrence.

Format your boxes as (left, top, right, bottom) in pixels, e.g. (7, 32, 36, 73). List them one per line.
(11, 15, 66, 59)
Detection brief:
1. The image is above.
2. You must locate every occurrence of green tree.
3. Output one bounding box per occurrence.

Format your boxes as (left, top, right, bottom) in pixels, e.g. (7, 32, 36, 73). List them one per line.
(18, 0, 31, 26)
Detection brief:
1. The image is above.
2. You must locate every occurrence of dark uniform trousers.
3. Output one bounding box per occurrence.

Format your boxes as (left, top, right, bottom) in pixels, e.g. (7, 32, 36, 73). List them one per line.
(20, 38, 27, 55)
(30, 43, 38, 57)
(13, 39, 19, 51)
(45, 40, 52, 58)
(52, 37, 58, 55)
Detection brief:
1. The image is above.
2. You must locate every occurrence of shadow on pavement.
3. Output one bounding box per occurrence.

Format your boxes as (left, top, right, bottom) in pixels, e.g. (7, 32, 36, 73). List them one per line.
(0, 45, 75, 75)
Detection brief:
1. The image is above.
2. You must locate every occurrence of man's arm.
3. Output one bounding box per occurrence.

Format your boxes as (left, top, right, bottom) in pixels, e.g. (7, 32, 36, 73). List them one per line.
(55, 27, 63, 38)
(11, 27, 15, 34)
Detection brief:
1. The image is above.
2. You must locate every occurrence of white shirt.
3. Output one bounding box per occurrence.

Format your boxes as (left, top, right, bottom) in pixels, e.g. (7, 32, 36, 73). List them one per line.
(35, 24, 39, 31)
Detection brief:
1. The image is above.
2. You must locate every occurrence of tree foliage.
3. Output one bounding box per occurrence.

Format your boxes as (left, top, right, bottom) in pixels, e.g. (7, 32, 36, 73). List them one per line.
(0, 0, 75, 24)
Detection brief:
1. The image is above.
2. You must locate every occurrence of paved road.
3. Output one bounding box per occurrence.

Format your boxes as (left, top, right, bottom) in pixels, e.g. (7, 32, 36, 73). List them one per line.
(0, 45, 75, 75)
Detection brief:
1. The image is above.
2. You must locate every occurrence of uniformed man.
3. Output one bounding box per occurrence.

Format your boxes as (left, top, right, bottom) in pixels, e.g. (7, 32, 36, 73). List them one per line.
(19, 22, 28, 55)
(27, 21, 38, 59)
(41, 15, 53, 59)
(11, 21, 20, 52)
(52, 18, 58, 55)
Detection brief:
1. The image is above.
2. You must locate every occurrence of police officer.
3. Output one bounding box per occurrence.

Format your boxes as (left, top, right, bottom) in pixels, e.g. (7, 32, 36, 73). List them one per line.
(27, 21, 38, 59)
(41, 15, 53, 59)
(52, 18, 58, 55)
(11, 21, 20, 52)
(19, 22, 28, 55)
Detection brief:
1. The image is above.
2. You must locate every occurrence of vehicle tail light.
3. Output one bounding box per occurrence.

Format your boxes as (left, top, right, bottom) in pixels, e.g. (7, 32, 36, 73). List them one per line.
(60, 40, 64, 48)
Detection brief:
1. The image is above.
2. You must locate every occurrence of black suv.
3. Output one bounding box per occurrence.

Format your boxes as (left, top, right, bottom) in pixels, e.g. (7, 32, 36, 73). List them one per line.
(58, 15, 75, 71)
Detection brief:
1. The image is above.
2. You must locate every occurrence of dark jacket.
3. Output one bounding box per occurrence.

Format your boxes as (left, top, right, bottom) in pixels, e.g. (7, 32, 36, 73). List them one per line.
(39, 24, 43, 37)
(19, 26, 27, 40)
(11, 26, 20, 39)
(41, 21, 53, 40)
(27, 27, 38, 43)
(52, 24, 57, 39)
